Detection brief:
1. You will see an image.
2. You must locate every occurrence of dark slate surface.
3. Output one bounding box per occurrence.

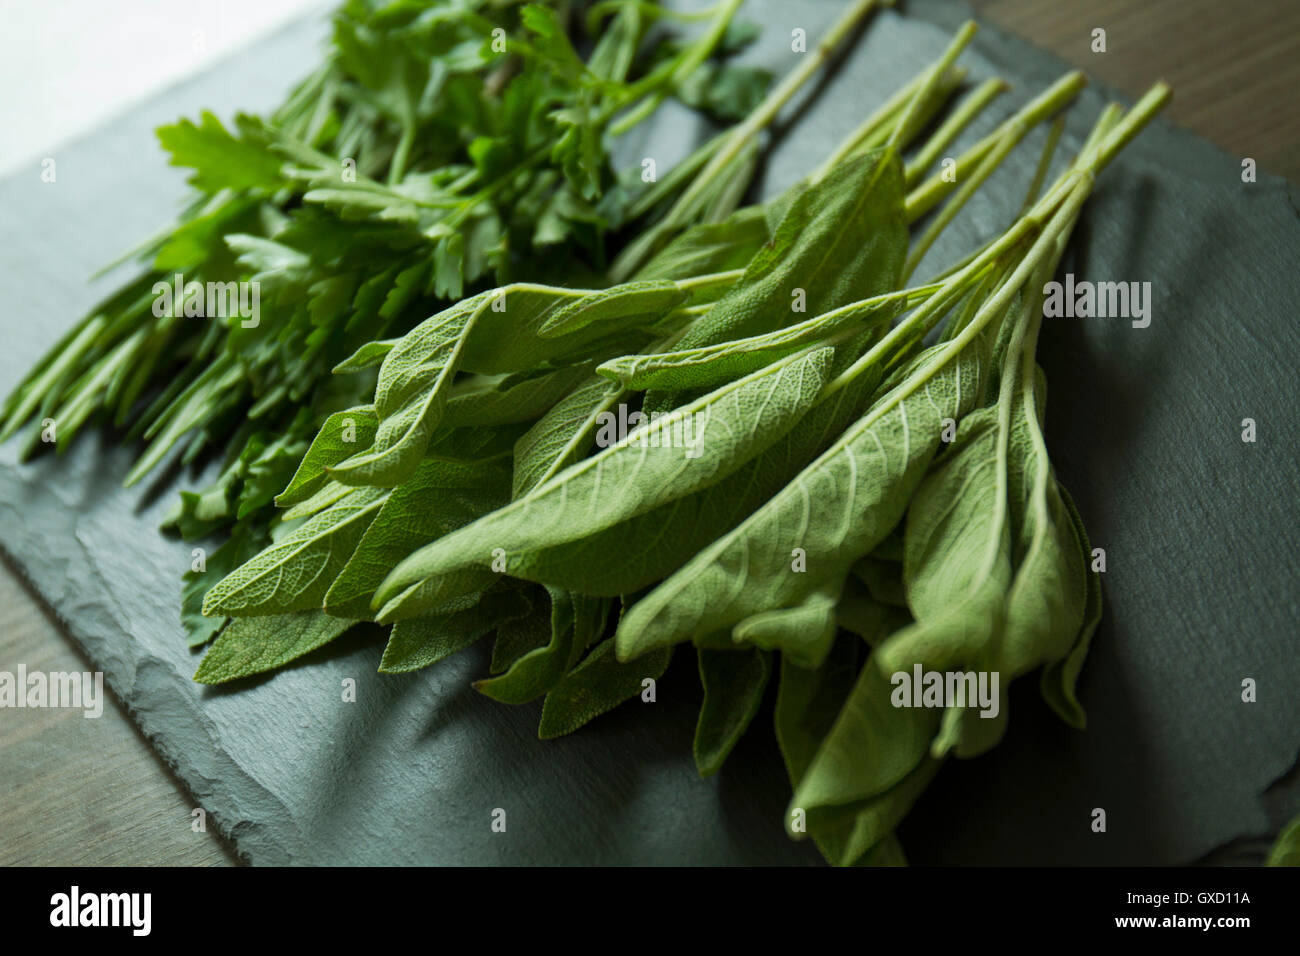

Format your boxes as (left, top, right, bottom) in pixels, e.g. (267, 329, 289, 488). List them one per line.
(1, 0, 1297, 865)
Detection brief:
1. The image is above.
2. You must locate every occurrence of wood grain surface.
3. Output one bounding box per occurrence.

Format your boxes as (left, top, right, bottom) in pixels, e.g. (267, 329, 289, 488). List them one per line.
(969, 0, 1300, 181)
(0, 555, 238, 865)
(2, 0, 1296, 866)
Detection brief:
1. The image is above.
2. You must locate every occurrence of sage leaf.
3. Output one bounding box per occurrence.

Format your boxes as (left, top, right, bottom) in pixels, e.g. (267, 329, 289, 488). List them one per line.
(616, 336, 989, 661)
(333, 338, 398, 373)
(374, 346, 837, 620)
(330, 283, 665, 487)
(489, 596, 556, 675)
(194, 611, 359, 684)
(874, 406, 1013, 677)
(671, 148, 908, 353)
(1039, 483, 1103, 729)
(502, 365, 885, 598)
(275, 405, 378, 507)
(597, 285, 915, 393)
(323, 456, 511, 618)
(511, 376, 622, 498)
(631, 205, 770, 284)
(799, 753, 943, 866)
(327, 294, 492, 487)
(536, 280, 688, 337)
(732, 579, 842, 670)
(537, 638, 671, 739)
(693, 647, 771, 776)
(279, 478, 355, 521)
(774, 637, 933, 866)
(443, 365, 593, 428)
(477, 591, 609, 704)
(1000, 363, 1088, 678)
(181, 524, 265, 647)
(787, 651, 940, 859)
(202, 486, 388, 616)
(378, 588, 532, 674)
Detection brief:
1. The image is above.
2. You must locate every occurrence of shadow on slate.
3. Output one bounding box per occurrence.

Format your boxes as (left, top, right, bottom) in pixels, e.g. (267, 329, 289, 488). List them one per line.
(0, 0, 1297, 865)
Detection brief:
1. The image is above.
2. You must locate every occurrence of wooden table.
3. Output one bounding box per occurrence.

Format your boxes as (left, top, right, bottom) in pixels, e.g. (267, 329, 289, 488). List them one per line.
(2, 0, 1296, 866)
(970, 0, 1300, 181)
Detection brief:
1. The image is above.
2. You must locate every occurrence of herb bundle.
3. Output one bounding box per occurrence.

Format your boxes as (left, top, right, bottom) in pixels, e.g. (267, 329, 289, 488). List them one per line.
(194, 27, 1167, 861)
(3, 1, 1171, 865)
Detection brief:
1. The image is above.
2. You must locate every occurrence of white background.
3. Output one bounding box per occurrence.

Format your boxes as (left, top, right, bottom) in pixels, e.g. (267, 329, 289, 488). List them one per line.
(0, 0, 323, 178)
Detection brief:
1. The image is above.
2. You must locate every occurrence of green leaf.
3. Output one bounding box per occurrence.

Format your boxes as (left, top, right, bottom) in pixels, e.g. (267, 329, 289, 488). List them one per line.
(1001, 362, 1088, 678)
(1267, 815, 1300, 866)
(276, 405, 378, 507)
(202, 486, 387, 616)
(616, 336, 990, 661)
(537, 638, 671, 739)
(631, 205, 770, 283)
(502, 358, 884, 599)
(378, 589, 531, 674)
(156, 111, 285, 194)
(521, 4, 589, 84)
(669, 148, 908, 355)
(323, 456, 511, 619)
(333, 339, 398, 373)
(194, 611, 359, 684)
(511, 376, 620, 498)
(732, 579, 842, 669)
(489, 601, 554, 675)
(676, 62, 773, 123)
(537, 280, 687, 338)
(373, 346, 836, 620)
(443, 365, 592, 428)
(873, 407, 1012, 759)
(328, 294, 493, 487)
(181, 524, 267, 647)
(693, 647, 771, 776)
(477, 591, 609, 704)
(280, 477, 355, 521)
(787, 652, 941, 860)
(598, 285, 914, 393)
(774, 637, 864, 790)
(774, 636, 934, 866)
(801, 754, 943, 867)
(1039, 483, 1103, 729)
(329, 283, 659, 488)
(874, 406, 1012, 675)
(238, 430, 310, 519)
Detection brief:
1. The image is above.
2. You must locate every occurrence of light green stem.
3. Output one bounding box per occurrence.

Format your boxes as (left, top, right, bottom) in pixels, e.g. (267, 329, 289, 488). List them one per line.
(649, 0, 885, 230)
(887, 20, 978, 150)
(906, 70, 1087, 222)
(904, 76, 1008, 188)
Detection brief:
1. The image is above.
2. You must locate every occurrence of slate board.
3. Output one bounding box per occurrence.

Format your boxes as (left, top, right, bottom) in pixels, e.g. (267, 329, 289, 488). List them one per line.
(2, 0, 1297, 865)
